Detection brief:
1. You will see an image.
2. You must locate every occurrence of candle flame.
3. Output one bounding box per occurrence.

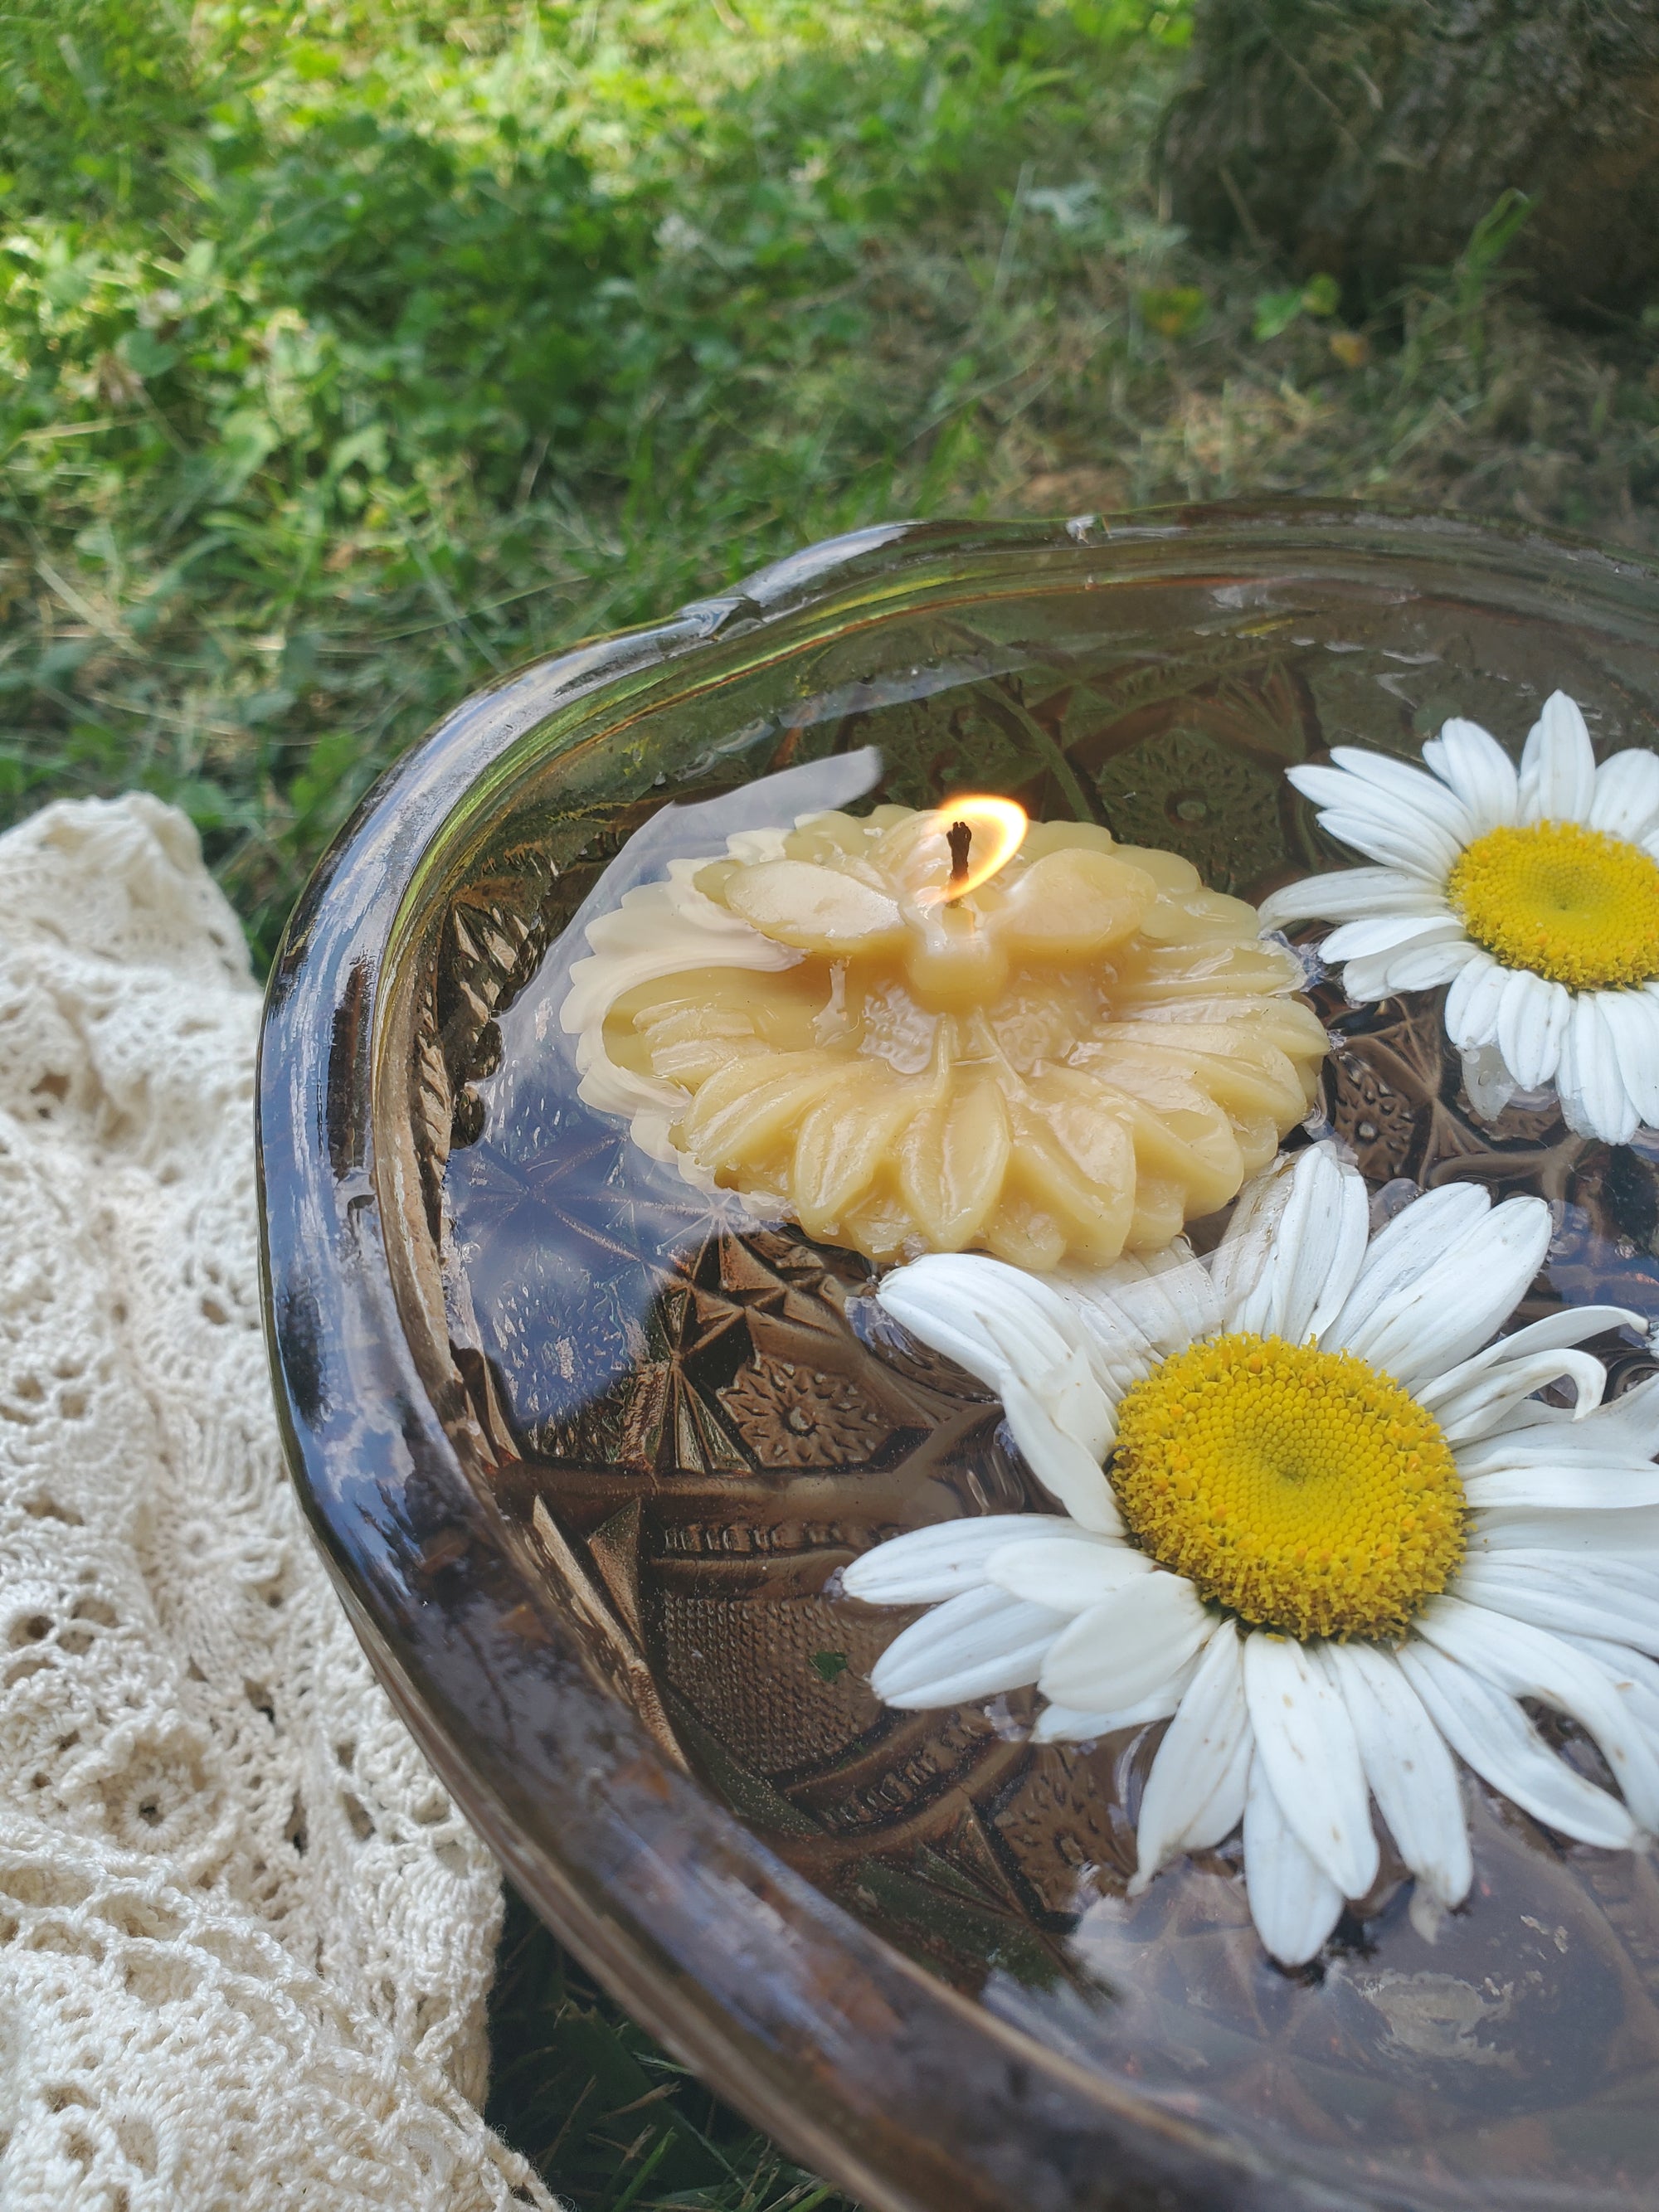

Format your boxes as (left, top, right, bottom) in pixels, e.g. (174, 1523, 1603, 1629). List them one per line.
(926, 795, 1028, 902)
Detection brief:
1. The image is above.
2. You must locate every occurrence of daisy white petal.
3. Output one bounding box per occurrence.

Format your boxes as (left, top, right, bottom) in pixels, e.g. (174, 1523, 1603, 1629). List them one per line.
(1289, 769, 1465, 876)
(1321, 1184, 1491, 1350)
(1056, 1246, 1222, 1388)
(1397, 1640, 1637, 1849)
(1302, 1166, 1374, 1345)
(1285, 761, 1394, 814)
(1242, 1754, 1345, 1966)
(1559, 993, 1638, 1145)
(1430, 1349, 1608, 1443)
(1340, 1196, 1551, 1392)
(1496, 968, 1571, 1091)
(1484, 1548, 1659, 1601)
(1415, 1594, 1659, 1830)
(1336, 950, 1415, 1004)
(872, 1275, 1035, 1393)
(1243, 1631, 1379, 1900)
(1503, 1548, 1659, 1607)
(1519, 690, 1598, 824)
(878, 1255, 1121, 1531)
(1455, 1554, 1659, 1661)
(1558, 1635, 1659, 1743)
(1553, 998, 1591, 1130)
(1420, 717, 1519, 834)
(1327, 745, 1477, 844)
(1257, 867, 1445, 931)
(1000, 1383, 1124, 1531)
(1597, 989, 1659, 1128)
(1443, 950, 1506, 1050)
(1460, 1371, 1659, 1463)
(1036, 1306, 1167, 1405)
(1470, 1505, 1659, 1557)
(1462, 1463, 1659, 1512)
(1250, 1143, 1368, 1347)
(842, 1514, 1080, 1605)
(1428, 1299, 1642, 1377)
(1321, 914, 1463, 964)
(1455, 1428, 1655, 1472)
(1564, 1369, 1659, 1458)
(1459, 1043, 1518, 1123)
(1030, 1662, 1199, 1743)
(1029, 1702, 1116, 1743)
(1417, 1302, 1640, 1437)
(1117, 1243, 1225, 1351)
(1340, 932, 1475, 1002)
(1380, 936, 1483, 994)
(891, 1254, 1107, 1402)
(986, 1535, 1153, 1612)
(1589, 747, 1659, 840)
(1312, 808, 1460, 882)
(1209, 1150, 1299, 1332)
(869, 1584, 1071, 1707)
(1038, 1574, 1215, 1714)
(1321, 1641, 1472, 1909)
(1130, 1621, 1252, 1893)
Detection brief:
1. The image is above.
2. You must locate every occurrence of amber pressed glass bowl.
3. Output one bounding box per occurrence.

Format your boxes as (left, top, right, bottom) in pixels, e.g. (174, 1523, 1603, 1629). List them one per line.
(258, 508, 1659, 2212)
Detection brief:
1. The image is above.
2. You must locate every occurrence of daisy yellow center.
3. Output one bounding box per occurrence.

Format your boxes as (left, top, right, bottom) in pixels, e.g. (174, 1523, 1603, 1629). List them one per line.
(1447, 820, 1659, 989)
(1111, 1334, 1466, 1641)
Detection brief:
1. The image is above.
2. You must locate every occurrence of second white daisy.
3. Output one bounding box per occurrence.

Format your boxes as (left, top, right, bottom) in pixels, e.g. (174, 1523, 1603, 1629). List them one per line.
(842, 1143, 1659, 1966)
(1257, 689, 1659, 1143)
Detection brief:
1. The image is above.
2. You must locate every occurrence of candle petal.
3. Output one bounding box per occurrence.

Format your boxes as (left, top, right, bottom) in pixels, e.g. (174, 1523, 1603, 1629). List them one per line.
(791, 1074, 916, 1237)
(897, 1078, 1014, 1252)
(994, 848, 1158, 956)
(679, 1051, 844, 1171)
(1004, 1098, 1136, 1266)
(721, 858, 905, 953)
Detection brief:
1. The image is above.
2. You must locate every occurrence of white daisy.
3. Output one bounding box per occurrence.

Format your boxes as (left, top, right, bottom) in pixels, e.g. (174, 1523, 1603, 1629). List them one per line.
(1256, 690, 1659, 1144)
(841, 1142, 1659, 1966)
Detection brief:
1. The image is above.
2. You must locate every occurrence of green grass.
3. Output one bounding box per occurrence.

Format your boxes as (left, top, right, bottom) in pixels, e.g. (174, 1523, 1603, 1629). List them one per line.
(487, 1886, 855, 2210)
(10, 2, 1659, 962)
(7, 2, 1659, 2200)
(2, 0, 1190, 956)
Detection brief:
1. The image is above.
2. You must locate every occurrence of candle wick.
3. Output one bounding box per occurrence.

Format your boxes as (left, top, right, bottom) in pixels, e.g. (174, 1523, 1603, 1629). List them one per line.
(946, 819, 972, 888)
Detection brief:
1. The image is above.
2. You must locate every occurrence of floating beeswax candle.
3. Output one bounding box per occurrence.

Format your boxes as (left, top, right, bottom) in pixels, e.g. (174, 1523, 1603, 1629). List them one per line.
(562, 800, 1327, 1269)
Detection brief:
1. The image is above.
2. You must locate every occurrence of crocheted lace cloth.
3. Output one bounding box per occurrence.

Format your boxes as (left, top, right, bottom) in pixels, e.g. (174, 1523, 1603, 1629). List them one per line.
(0, 795, 554, 2210)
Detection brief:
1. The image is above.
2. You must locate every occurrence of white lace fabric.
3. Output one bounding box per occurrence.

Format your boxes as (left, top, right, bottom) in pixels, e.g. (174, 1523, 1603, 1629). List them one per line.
(0, 795, 555, 2210)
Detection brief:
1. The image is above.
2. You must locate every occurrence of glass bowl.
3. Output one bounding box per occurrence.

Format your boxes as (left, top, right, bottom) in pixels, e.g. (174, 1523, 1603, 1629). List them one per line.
(258, 506, 1659, 2212)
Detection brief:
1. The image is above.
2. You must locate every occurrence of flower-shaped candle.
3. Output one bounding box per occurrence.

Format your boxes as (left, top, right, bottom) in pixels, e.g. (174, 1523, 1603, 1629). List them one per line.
(563, 799, 1327, 1267)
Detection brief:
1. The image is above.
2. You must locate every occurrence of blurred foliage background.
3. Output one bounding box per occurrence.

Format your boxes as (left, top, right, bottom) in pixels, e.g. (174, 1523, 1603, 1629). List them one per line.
(8, 0, 1659, 965)
(6, 2, 1659, 2201)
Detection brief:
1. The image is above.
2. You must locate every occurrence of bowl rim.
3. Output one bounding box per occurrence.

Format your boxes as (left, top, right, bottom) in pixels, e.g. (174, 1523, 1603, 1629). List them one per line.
(257, 502, 1659, 2212)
